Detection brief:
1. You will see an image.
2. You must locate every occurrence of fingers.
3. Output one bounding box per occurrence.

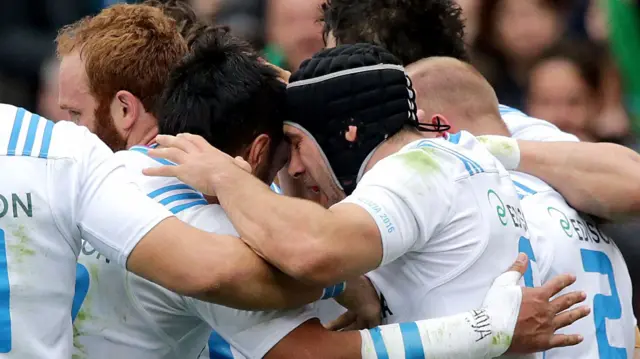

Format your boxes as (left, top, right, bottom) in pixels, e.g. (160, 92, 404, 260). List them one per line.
(552, 305, 591, 330)
(259, 59, 291, 83)
(506, 253, 529, 276)
(542, 273, 577, 298)
(547, 334, 584, 349)
(147, 147, 187, 165)
(177, 133, 215, 152)
(325, 312, 357, 331)
(142, 165, 179, 178)
(550, 291, 587, 314)
(488, 253, 527, 289)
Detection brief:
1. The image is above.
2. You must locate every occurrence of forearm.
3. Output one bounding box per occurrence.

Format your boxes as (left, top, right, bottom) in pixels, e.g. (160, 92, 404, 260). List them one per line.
(517, 141, 640, 219)
(269, 309, 513, 359)
(128, 218, 325, 310)
(212, 167, 356, 285)
(193, 236, 324, 310)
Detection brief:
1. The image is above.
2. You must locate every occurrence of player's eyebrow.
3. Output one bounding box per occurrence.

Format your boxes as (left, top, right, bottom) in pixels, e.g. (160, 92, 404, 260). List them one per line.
(284, 133, 302, 143)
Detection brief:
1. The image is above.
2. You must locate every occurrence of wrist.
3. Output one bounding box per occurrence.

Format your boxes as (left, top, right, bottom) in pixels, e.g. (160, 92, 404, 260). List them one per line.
(359, 309, 506, 359)
(477, 135, 521, 171)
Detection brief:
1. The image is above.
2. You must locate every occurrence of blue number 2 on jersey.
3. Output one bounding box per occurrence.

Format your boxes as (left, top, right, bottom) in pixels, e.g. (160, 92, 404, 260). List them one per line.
(580, 249, 627, 358)
(0, 229, 11, 353)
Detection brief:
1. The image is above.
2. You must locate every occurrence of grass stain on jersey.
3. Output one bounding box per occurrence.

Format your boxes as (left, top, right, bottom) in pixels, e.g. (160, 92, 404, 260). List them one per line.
(399, 148, 440, 174)
(491, 332, 512, 349)
(477, 136, 516, 161)
(8, 225, 35, 263)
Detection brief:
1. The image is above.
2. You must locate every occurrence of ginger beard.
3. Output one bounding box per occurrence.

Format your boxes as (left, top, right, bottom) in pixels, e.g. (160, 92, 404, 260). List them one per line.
(94, 99, 127, 152)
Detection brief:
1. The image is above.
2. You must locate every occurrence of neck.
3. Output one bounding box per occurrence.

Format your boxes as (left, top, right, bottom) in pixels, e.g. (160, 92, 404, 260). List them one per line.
(459, 114, 510, 137)
(362, 131, 424, 175)
(127, 120, 159, 149)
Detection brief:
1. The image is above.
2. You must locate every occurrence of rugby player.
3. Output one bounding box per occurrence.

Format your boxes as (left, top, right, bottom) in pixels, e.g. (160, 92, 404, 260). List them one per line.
(145, 43, 590, 358)
(319, 0, 640, 220)
(406, 56, 638, 358)
(0, 95, 338, 358)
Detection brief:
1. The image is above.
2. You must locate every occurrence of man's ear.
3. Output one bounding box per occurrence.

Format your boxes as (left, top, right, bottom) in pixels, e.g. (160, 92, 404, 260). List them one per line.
(247, 134, 271, 173)
(430, 113, 453, 137)
(111, 90, 142, 131)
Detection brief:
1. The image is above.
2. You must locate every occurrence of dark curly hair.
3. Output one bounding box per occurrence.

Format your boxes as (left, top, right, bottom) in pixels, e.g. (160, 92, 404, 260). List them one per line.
(143, 0, 213, 45)
(320, 0, 469, 64)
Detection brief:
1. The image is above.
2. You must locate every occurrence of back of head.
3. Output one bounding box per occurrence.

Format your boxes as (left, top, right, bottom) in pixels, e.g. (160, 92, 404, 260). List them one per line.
(287, 43, 420, 194)
(407, 57, 504, 133)
(56, 4, 188, 118)
(158, 28, 286, 158)
(321, 0, 468, 65)
(144, 0, 208, 44)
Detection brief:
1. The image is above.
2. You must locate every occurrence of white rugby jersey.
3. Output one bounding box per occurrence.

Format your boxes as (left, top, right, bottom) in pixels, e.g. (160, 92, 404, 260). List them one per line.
(0, 104, 172, 358)
(511, 171, 636, 358)
(74, 147, 316, 359)
(342, 131, 533, 328)
(500, 105, 580, 142)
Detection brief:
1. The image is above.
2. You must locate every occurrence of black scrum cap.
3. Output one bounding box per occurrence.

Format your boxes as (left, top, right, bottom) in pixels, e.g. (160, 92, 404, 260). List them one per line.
(286, 43, 418, 195)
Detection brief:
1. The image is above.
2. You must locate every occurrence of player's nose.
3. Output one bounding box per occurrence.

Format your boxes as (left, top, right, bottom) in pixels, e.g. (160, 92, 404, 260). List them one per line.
(287, 151, 305, 179)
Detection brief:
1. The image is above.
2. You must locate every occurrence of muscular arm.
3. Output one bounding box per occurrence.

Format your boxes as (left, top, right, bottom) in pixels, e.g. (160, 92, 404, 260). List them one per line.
(209, 166, 384, 286)
(516, 141, 640, 219)
(127, 217, 325, 310)
(266, 264, 588, 359)
(79, 133, 326, 311)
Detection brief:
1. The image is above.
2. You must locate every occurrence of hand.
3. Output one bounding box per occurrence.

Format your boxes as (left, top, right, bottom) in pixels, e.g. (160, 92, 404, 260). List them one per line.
(506, 261, 590, 353)
(143, 133, 250, 196)
(326, 276, 381, 331)
(259, 58, 291, 83)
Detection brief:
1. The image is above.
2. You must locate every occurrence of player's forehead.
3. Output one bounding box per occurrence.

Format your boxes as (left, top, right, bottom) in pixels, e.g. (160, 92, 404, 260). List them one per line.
(58, 52, 93, 108)
(283, 124, 305, 141)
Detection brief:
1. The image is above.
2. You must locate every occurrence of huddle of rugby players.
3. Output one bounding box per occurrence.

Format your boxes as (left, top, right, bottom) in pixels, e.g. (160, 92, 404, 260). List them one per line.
(0, 0, 638, 358)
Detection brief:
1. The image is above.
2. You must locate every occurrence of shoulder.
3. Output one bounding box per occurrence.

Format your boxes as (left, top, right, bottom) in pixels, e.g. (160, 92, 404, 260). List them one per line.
(499, 105, 579, 142)
(181, 205, 239, 236)
(401, 132, 505, 178)
(115, 146, 209, 216)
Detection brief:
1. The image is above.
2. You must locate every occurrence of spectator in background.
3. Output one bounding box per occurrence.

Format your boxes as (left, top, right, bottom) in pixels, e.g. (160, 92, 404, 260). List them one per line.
(585, 0, 608, 43)
(263, 0, 325, 70)
(212, 0, 266, 48)
(0, 0, 97, 111)
(526, 40, 602, 142)
(473, 0, 571, 110)
(36, 57, 68, 122)
(455, 0, 481, 46)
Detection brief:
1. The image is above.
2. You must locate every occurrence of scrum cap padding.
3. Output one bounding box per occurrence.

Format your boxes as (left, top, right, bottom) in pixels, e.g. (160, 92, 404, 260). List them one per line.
(287, 43, 417, 195)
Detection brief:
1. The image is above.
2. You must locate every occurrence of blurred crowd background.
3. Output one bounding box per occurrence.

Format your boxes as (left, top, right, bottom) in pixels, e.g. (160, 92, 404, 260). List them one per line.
(2, 0, 640, 310)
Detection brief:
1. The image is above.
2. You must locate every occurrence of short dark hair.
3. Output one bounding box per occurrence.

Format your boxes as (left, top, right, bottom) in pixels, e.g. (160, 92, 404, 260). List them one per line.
(321, 0, 468, 65)
(157, 28, 286, 157)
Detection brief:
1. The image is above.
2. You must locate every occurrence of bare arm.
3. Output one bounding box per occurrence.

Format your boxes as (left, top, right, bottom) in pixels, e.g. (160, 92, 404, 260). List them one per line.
(210, 167, 383, 286)
(126, 217, 325, 310)
(265, 256, 589, 359)
(479, 135, 640, 219)
(143, 135, 385, 287)
(517, 141, 640, 219)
